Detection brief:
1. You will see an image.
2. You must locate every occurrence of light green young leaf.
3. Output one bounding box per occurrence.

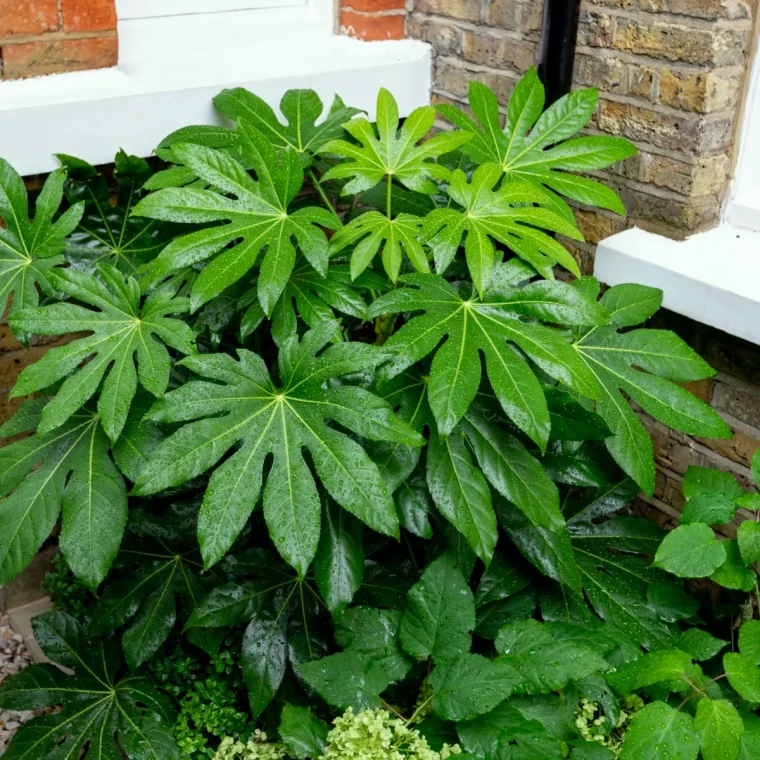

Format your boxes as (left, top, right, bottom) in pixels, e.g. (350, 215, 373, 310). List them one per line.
(399, 553, 475, 663)
(214, 87, 361, 164)
(694, 699, 743, 760)
(620, 701, 699, 760)
(0, 411, 126, 590)
(422, 164, 584, 290)
(135, 322, 419, 573)
(437, 70, 636, 219)
(683, 465, 744, 500)
(329, 211, 428, 282)
(279, 704, 329, 760)
(739, 620, 760, 665)
(10, 265, 195, 442)
(0, 161, 83, 328)
(320, 87, 471, 195)
(133, 120, 338, 313)
(653, 524, 727, 578)
(606, 650, 694, 694)
(711, 540, 756, 592)
(681, 492, 737, 526)
(599, 284, 662, 329)
(738, 521, 760, 565)
(370, 273, 603, 443)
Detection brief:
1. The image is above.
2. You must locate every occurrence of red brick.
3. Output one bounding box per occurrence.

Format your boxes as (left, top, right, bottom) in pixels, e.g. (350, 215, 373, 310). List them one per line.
(340, 10, 404, 40)
(343, 0, 406, 11)
(61, 0, 117, 33)
(1, 36, 118, 79)
(0, 0, 58, 38)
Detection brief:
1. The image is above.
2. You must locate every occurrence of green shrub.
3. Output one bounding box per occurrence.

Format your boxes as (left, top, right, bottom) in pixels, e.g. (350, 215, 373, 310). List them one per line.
(0, 69, 752, 760)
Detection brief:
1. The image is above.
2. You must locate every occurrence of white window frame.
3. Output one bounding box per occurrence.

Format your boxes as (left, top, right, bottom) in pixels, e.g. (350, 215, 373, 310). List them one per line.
(0, 0, 432, 177)
(120, 0, 303, 20)
(725, 33, 760, 233)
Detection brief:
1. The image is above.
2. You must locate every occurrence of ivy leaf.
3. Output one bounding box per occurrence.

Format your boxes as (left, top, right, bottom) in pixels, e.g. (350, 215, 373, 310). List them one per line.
(10, 264, 195, 442)
(299, 651, 391, 711)
(0, 161, 83, 328)
(133, 119, 338, 314)
(653, 524, 727, 578)
(422, 164, 584, 291)
(314, 499, 364, 618)
(214, 87, 361, 165)
(430, 653, 520, 721)
(242, 609, 289, 718)
(399, 553, 475, 663)
(370, 272, 603, 443)
(58, 151, 170, 276)
(620, 701, 699, 760)
(320, 87, 471, 195)
(0, 409, 127, 590)
(329, 211, 429, 282)
(0, 611, 177, 759)
(494, 619, 609, 694)
(437, 70, 636, 219)
(135, 322, 421, 572)
(279, 704, 329, 760)
(694, 699, 743, 760)
(574, 286, 730, 495)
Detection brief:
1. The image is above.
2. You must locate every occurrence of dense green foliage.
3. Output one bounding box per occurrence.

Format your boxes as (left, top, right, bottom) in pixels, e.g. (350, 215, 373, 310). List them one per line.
(0, 70, 755, 760)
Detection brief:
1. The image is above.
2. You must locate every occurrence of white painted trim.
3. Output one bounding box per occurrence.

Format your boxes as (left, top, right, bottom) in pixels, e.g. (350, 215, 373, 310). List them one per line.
(0, 36, 432, 176)
(117, 0, 302, 20)
(594, 225, 760, 345)
(726, 26, 760, 232)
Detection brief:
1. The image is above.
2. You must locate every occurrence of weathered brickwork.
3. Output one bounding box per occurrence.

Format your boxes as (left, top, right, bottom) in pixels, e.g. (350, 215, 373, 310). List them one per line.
(405, 0, 760, 520)
(340, 0, 407, 40)
(0, 0, 118, 80)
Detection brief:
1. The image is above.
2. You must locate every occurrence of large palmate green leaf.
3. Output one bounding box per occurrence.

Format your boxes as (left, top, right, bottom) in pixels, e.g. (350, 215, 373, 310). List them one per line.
(89, 505, 204, 670)
(10, 264, 195, 443)
(422, 164, 584, 291)
(214, 87, 361, 165)
(369, 270, 604, 442)
(437, 69, 637, 220)
(0, 403, 126, 590)
(319, 87, 471, 195)
(59, 151, 171, 275)
(135, 321, 422, 573)
(329, 211, 428, 282)
(573, 280, 730, 495)
(238, 259, 386, 347)
(0, 612, 177, 759)
(133, 119, 338, 314)
(0, 160, 83, 327)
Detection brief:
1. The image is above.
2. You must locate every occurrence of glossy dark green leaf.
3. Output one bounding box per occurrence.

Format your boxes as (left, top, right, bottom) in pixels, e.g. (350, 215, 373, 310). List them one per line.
(314, 500, 364, 617)
(711, 540, 756, 592)
(475, 551, 529, 608)
(242, 609, 289, 718)
(279, 704, 329, 760)
(399, 553, 475, 663)
(738, 520, 760, 564)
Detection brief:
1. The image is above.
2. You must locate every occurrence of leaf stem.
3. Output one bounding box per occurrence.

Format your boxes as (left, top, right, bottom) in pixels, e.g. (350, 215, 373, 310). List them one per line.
(309, 167, 341, 226)
(380, 698, 406, 721)
(386, 173, 393, 219)
(406, 695, 433, 726)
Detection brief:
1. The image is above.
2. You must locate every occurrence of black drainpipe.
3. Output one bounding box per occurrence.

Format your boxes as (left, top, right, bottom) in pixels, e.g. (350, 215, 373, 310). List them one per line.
(537, 0, 583, 105)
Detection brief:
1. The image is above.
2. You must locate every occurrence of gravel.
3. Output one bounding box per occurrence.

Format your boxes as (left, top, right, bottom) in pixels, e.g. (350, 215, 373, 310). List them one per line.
(0, 614, 38, 755)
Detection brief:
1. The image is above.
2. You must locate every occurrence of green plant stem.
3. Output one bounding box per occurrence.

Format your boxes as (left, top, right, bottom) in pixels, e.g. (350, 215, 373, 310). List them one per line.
(406, 696, 433, 726)
(386, 173, 392, 219)
(309, 167, 341, 225)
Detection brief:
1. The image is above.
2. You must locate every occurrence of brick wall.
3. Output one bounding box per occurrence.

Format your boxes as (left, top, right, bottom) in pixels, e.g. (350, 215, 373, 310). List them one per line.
(0, 0, 118, 80)
(339, 0, 407, 40)
(403, 0, 760, 514)
(407, 0, 544, 108)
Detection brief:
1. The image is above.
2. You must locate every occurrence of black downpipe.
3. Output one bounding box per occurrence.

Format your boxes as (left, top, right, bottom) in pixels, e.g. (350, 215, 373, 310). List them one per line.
(537, 0, 583, 105)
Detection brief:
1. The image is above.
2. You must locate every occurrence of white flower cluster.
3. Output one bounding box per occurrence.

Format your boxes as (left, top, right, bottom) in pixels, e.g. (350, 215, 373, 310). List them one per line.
(321, 708, 462, 760)
(574, 695, 645, 757)
(213, 729, 290, 760)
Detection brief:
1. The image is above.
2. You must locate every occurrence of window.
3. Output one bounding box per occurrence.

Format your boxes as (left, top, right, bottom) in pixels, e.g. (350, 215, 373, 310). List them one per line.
(119, 0, 304, 20)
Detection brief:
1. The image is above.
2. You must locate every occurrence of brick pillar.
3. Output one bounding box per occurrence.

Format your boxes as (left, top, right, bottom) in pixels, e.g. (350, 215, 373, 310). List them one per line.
(339, 0, 407, 41)
(0, 0, 118, 80)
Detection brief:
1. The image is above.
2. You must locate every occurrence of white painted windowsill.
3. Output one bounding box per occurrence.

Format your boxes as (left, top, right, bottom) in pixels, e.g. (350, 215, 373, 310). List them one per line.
(0, 8, 432, 176)
(594, 224, 760, 345)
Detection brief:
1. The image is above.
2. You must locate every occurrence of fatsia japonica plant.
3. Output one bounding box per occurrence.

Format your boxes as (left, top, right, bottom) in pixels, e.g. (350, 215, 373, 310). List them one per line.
(0, 68, 748, 760)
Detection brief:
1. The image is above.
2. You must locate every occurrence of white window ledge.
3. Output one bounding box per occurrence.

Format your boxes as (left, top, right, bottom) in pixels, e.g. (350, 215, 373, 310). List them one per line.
(0, 28, 432, 176)
(594, 224, 760, 345)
